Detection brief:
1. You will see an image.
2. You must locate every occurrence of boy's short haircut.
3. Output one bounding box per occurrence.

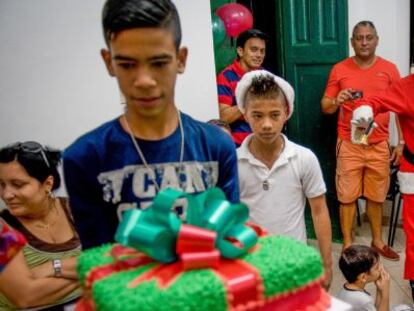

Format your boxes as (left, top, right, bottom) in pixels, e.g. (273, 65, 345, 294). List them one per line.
(245, 74, 287, 104)
(339, 245, 379, 283)
(102, 0, 182, 49)
(235, 70, 295, 119)
(236, 29, 268, 49)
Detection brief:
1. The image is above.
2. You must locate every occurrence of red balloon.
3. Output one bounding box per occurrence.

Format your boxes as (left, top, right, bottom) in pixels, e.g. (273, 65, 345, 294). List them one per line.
(216, 3, 253, 38)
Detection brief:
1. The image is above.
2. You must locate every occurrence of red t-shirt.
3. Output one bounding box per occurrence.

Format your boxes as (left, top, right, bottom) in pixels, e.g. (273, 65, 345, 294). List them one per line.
(324, 56, 400, 143)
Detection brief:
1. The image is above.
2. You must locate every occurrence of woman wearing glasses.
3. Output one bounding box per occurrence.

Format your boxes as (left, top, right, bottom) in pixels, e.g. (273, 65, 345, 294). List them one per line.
(0, 142, 81, 310)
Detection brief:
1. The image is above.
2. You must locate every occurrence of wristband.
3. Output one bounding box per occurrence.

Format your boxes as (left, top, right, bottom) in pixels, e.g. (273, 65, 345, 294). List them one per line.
(399, 140, 405, 145)
(52, 259, 62, 277)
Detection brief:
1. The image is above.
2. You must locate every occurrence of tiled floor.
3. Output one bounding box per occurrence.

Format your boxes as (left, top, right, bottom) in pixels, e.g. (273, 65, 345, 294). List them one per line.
(310, 216, 413, 308)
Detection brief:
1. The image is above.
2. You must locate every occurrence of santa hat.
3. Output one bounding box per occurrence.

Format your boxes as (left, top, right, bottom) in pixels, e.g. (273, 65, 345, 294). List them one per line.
(235, 70, 295, 119)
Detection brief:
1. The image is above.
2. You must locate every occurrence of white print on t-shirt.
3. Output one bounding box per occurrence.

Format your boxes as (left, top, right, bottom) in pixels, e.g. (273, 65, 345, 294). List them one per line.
(116, 197, 189, 221)
(97, 160, 218, 206)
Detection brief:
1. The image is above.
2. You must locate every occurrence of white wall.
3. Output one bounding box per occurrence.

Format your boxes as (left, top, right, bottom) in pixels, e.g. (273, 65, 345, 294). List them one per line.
(0, 0, 218, 150)
(348, 0, 410, 76)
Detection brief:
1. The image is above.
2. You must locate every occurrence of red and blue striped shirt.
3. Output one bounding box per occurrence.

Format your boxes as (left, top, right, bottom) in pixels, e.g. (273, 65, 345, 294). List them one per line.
(217, 60, 251, 146)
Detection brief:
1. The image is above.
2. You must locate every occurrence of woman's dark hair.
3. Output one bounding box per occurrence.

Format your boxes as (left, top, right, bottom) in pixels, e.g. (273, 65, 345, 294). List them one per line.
(339, 245, 379, 283)
(0, 142, 62, 190)
(102, 0, 182, 49)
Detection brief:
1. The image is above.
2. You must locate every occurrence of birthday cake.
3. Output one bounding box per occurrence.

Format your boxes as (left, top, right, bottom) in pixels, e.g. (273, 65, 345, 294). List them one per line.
(76, 188, 330, 311)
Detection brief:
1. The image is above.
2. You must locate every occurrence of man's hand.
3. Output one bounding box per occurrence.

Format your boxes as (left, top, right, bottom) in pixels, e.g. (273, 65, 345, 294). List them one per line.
(336, 88, 355, 106)
(390, 144, 404, 166)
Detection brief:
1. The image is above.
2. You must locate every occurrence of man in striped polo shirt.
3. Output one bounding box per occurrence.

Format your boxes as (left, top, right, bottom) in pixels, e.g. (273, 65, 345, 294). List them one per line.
(216, 29, 268, 147)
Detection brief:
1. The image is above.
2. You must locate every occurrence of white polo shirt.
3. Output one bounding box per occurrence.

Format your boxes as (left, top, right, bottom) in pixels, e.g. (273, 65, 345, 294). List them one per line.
(237, 134, 326, 242)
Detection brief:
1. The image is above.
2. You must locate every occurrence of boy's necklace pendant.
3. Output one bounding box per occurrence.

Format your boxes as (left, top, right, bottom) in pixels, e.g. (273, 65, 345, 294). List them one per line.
(263, 180, 269, 191)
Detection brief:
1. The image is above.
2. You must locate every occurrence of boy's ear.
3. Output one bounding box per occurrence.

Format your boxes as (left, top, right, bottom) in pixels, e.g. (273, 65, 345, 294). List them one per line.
(177, 47, 188, 74)
(357, 272, 368, 284)
(101, 49, 116, 77)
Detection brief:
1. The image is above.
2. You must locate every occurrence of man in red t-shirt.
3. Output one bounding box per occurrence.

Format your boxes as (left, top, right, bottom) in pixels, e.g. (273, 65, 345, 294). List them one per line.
(320, 21, 403, 260)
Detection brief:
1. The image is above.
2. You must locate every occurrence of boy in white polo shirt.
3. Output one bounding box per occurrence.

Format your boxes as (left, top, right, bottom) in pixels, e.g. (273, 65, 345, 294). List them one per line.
(236, 70, 333, 289)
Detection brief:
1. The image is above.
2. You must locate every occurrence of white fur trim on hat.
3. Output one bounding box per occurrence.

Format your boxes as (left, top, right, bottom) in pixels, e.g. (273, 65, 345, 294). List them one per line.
(352, 105, 374, 126)
(398, 171, 414, 194)
(235, 69, 295, 119)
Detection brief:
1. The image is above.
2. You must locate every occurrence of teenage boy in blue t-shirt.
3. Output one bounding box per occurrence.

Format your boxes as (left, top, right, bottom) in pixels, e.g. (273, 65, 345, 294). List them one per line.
(63, 0, 239, 249)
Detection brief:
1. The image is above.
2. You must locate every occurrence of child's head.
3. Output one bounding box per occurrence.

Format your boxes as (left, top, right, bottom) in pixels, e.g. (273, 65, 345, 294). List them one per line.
(100, 0, 188, 117)
(235, 70, 294, 144)
(339, 245, 380, 284)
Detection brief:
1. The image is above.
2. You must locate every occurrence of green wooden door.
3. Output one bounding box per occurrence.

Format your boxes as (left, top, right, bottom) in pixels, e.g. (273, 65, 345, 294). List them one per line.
(278, 0, 348, 241)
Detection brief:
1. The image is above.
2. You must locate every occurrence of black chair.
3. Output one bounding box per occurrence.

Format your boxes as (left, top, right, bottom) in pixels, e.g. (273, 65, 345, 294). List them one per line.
(386, 166, 403, 247)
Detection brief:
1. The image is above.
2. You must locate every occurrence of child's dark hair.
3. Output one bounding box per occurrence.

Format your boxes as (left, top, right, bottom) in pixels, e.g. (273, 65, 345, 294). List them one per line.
(207, 119, 231, 132)
(0, 142, 62, 190)
(245, 74, 287, 104)
(339, 245, 379, 283)
(102, 0, 182, 50)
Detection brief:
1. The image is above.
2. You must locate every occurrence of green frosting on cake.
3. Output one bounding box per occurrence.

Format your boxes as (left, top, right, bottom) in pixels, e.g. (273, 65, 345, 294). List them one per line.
(243, 236, 323, 297)
(78, 235, 323, 311)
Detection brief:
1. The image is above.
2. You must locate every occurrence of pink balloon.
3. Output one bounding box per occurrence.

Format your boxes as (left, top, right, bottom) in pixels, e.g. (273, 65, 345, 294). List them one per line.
(216, 3, 253, 38)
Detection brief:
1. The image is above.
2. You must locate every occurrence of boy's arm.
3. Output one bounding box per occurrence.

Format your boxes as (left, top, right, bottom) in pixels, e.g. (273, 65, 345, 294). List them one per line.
(308, 194, 333, 290)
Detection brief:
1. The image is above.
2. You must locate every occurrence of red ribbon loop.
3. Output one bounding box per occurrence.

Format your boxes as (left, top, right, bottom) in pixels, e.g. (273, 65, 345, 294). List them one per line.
(176, 224, 219, 270)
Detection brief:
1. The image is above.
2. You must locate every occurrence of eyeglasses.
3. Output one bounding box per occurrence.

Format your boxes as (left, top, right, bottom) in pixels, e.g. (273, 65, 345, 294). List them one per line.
(12, 141, 50, 168)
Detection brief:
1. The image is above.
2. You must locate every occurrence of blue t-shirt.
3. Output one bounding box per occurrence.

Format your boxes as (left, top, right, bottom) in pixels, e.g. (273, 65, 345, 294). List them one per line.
(63, 113, 239, 249)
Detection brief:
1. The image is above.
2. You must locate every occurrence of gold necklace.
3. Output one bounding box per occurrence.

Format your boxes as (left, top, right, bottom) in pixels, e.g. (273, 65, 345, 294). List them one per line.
(33, 201, 60, 230)
(123, 110, 185, 192)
